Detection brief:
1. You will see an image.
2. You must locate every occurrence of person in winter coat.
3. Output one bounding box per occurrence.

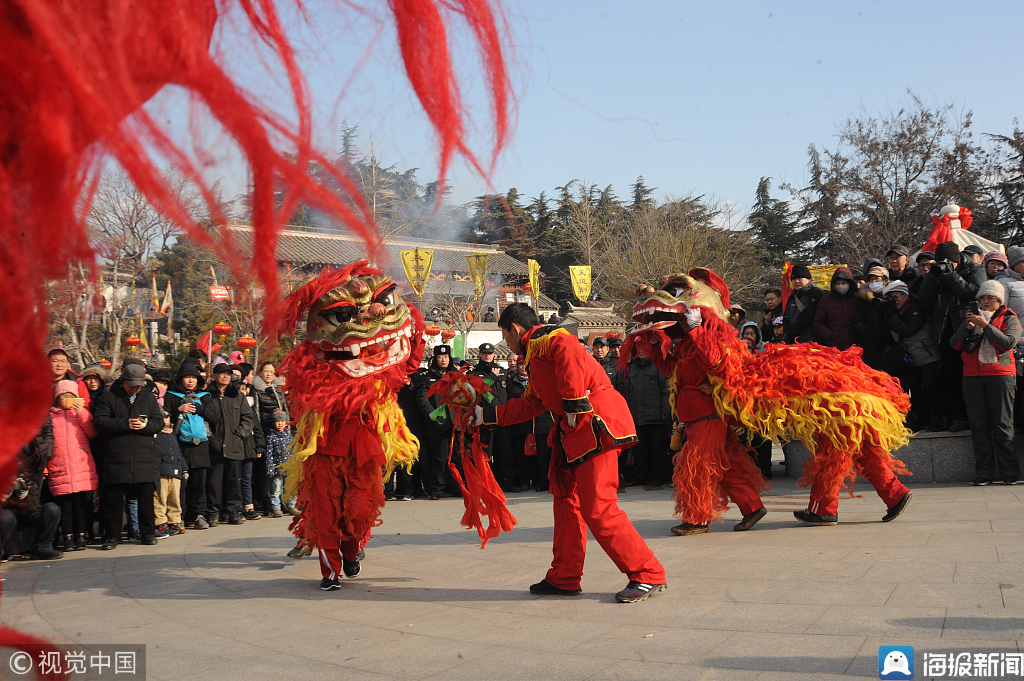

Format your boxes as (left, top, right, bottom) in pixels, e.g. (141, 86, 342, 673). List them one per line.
(739, 322, 773, 478)
(813, 267, 860, 350)
(92, 364, 164, 548)
(472, 343, 517, 492)
(621, 346, 672, 488)
(164, 361, 220, 530)
(239, 379, 266, 520)
(783, 264, 824, 344)
(1, 416, 63, 560)
(207, 363, 253, 524)
(264, 410, 294, 516)
(47, 380, 99, 551)
(984, 251, 1008, 280)
(415, 345, 458, 499)
(995, 246, 1024, 429)
(920, 240, 990, 431)
(155, 411, 187, 535)
(254, 361, 289, 431)
(878, 281, 943, 431)
(910, 252, 935, 295)
(391, 370, 427, 500)
(853, 267, 892, 371)
(886, 244, 919, 289)
(951, 280, 1023, 486)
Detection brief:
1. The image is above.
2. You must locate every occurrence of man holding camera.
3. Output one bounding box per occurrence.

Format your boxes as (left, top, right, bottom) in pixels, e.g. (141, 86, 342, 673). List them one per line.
(919, 240, 988, 431)
(92, 363, 165, 548)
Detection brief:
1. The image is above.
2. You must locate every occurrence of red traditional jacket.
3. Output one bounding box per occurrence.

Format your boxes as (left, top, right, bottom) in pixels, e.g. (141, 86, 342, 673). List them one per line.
(483, 326, 637, 463)
(649, 325, 723, 423)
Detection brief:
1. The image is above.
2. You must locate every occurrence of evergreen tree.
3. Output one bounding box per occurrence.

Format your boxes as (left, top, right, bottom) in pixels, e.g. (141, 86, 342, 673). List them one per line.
(748, 177, 799, 269)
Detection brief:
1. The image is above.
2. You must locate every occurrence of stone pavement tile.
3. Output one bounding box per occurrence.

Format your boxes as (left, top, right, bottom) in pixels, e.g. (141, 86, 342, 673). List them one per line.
(420, 647, 614, 681)
(754, 671, 873, 680)
(806, 605, 946, 638)
(589, 659, 761, 680)
(860, 560, 956, 584)
(846, 636, 1021, 677)
(672, 576, 801, 604)
(940, 609, 1024, 640)
(781, 581, 897, 607)
(687, 602, 828, 634)
(570, 625, 731, 664)
(771, 561, 874, 583)
(840, 545, 999, 563)
(695, 631, 866, 673)
(464, 615, 623, 653)
(954, 563, 1024, 584)
(991, 520, 1024, 533)
(997, 546, 1024, 563)
(884, 583, 1004, 610)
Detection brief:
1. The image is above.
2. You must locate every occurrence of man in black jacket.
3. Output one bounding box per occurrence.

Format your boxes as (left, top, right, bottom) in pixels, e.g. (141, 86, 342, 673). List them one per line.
(621, 346, 672, 488)
(919, 240, 989, 431)
(0, 416, 63, 559)
(886, 244, 919, 289)
(92, 364, 165, 548)
(472, 343, 517, 491)
(207, 363, 253, 524)
(416, 345, 457, 499)
(783, 265, 824, 344)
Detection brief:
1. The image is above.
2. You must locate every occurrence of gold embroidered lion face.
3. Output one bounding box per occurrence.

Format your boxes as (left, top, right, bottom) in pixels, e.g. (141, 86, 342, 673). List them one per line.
(629, 272, 729, 334)
(306, 273, 414, 378)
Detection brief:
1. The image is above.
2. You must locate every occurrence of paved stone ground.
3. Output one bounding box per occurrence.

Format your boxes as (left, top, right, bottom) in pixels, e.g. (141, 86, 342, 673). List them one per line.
(2, 462, 1024, 680)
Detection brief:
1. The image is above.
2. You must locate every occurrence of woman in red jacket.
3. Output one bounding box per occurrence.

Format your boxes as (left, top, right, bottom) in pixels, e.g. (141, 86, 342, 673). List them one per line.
(48, 380, 99, 550)
(951, 280, 1022, 486)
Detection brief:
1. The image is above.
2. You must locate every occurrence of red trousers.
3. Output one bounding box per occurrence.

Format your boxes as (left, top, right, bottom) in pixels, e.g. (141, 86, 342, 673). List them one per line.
(807, 444, 909, 517)
(675, 418, 765, 525)
(546, 445, 666, 590)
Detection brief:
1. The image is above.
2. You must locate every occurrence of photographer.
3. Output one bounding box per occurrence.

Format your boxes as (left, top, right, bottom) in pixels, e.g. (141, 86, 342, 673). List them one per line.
(878, 282, 942, 431)
(919, 240, 988, 431)
(950, 281, 1021, 486)
(0, 416, 63, 560)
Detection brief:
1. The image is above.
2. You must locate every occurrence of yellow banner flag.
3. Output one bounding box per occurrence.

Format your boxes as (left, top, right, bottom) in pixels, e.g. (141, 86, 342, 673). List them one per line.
(569, 265, 592, 303)
(399, 248, 433, 296)
(528, 259, 541, 310)
(809, 264, 846, 292)
(465, 253, 490, 298)
(139, 315, 151, 354)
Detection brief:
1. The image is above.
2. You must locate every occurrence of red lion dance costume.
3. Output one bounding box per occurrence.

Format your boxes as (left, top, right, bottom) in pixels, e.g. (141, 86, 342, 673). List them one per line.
(623, 270, 914, 533)
(276, 262, 425, 588)
(1, 0, 510, 655)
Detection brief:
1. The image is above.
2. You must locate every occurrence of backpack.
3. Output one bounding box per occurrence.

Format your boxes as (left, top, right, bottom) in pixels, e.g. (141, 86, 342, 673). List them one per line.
(167, 391, 211, 444)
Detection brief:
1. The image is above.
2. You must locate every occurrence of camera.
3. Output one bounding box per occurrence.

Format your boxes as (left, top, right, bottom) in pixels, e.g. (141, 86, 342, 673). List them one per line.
(930, 260, 955, 277)
(963, 333, 983, 354)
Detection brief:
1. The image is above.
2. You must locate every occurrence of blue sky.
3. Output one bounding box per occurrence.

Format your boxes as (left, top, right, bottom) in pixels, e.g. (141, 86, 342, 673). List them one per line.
(185, 0, 1024, 215)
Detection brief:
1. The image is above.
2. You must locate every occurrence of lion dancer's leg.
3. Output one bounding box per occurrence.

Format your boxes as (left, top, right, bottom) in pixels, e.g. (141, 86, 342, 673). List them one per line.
(671, 418, 767, 535)
(856, 442, 912, 521)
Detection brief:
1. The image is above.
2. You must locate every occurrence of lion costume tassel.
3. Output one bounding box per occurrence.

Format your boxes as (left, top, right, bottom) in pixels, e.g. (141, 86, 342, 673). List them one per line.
(276, 261, 425, 587)
(624, 268, 914, 532)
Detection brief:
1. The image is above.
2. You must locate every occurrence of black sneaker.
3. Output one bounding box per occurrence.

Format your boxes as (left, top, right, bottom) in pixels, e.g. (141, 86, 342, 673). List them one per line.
(882, 490, 912, 522)
(320, 577, 341, 591)
(219, 513, 230, 523)
(287, 542, 311, 559)
(31, 547, 64, 560)
(1005, 479, 1018, 486)
(207, 515, 219, 527)
(529, 579, 582, 596)
(670, 523, 709, 536)
(343, 557, 360, 578)
(734, 507, 767, 531)
(615, 581, 667, 603)
(794, 509, 838, 526)
(973, 479, 991, 487)
(243, 509, 262, 521)
(229, 513, 244, 525)
(141, 536, 158, 546)
(101, 538, 118, 551)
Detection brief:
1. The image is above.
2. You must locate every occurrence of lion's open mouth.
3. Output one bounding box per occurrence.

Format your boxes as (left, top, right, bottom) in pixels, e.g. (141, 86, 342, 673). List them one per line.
(630, 301, 688, 334)
(315, 324, 414, 376)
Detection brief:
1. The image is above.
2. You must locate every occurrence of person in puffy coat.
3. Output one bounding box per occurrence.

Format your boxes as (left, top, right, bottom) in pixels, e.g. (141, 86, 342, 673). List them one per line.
(621, 346, 672, 487)
(164, 361, 220, 530)
(951, 280, 1023, 486)
(877, 281, 943, 431)
(995, 246, 1024, 429)
(813, 267, 860, 350)
(48, 380, 99, 551)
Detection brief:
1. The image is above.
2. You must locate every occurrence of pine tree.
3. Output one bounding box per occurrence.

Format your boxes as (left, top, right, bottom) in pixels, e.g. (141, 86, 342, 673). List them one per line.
(748, 177, 799, 269)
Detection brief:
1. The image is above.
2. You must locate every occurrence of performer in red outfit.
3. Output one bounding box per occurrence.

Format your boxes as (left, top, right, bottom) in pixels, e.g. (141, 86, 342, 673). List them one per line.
(480, 303, 667, 603)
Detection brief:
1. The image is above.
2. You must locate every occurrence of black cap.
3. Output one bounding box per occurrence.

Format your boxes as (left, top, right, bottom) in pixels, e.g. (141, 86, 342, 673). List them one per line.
(887, 244, 910, 257)
(790, 264, 812, 280)
(487, 306, 494, 311)
(433, 345, 451, 357)
(964, 244, 984, 256)
(212, 362, 235, 374)
(478, 343, 496, 354)
(592, 336, 607, 346)
(608, 338, 622, 348)
(122, 364, 147, 387)
(916, 251, 936, 263)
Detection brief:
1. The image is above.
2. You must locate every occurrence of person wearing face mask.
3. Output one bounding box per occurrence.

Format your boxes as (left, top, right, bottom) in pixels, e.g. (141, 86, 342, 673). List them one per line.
(782, 264, 824, 344)
(951, 280, 1022, 485)
(919, 240, 989, 431)
(852, 266, 892, 371)
(813, 267, 860, 350)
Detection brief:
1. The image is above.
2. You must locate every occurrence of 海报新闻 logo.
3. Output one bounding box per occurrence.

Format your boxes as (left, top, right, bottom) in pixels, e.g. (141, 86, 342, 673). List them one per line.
(879, 645, 914, 679)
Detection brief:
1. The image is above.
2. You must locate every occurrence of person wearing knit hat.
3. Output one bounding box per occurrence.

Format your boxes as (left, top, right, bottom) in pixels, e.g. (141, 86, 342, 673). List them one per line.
(950, 277, 1022, 485)
(919, 238, 989, 432)
(783, 265, 824, 344)
(984, 251, 1009, 280)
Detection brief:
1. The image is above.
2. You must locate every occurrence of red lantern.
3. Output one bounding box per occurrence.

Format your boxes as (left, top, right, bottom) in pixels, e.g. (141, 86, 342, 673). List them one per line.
(440, 329, 456, 342)
(213, 321, 233, 336)
(98, 359, 112, 371)
(125, 336, 141, 354)
(237, 335, 258, 357)
(425, 325, 441, 337)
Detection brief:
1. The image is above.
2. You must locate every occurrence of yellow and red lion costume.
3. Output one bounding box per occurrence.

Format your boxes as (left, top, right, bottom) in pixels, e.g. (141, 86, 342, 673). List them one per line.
(277, 261, 424, 583)
(623, 269, 913, 530)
